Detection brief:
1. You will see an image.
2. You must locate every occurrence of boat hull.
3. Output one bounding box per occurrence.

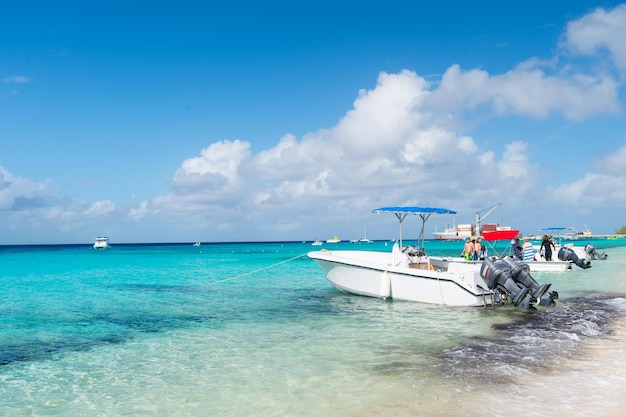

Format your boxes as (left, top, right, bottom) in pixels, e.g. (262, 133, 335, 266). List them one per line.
(308, 250, 493, 307)
(433, 233, 462, 241)
(524, 260, 572, 272)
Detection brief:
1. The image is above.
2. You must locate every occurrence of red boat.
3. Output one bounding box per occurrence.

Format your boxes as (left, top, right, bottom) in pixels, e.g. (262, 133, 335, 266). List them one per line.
(481, 229, 520, 241)
(480, 223, 519, 241)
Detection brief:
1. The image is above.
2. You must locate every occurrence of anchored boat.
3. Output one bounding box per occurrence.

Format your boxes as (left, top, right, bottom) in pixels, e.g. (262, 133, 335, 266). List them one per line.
(93, 236, 110, 250)
(308, 207, 558, 309)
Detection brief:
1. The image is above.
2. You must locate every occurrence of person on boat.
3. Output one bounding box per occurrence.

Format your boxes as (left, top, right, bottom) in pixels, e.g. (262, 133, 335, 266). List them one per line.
(522, 238, 535, 261)
(540, 235, 556, 261)
(473, 237, 483, 260)
(512, 238, 523, 260)
(479, 244, 488, 261)
(461, 237, 474, 261)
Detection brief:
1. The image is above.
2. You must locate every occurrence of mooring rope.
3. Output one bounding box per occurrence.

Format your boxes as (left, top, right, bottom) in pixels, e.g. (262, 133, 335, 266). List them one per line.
(206, 252, 309, 286)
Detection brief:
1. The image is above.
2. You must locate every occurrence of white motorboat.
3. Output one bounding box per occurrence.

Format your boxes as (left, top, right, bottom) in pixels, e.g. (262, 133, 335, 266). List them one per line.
(308, 207, 558, 309)
(326, 236, 341, 243)
(432, 223, 472, 240)
(530, 227, 606, 267)
(311, 240, 323, 246)
(93, 236, 110, 250)
(432, 226, 462, 240)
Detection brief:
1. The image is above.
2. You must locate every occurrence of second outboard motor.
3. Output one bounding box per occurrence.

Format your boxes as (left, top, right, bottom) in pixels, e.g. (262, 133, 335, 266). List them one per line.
(584, 243, 608, 260)
(558, 247, 591, 269)
(480, 258, 532, 309)
(501, 256, 558, 306)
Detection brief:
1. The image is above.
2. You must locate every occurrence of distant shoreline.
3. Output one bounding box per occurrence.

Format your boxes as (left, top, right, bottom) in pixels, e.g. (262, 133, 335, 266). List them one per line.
(2, 236, 626, 248)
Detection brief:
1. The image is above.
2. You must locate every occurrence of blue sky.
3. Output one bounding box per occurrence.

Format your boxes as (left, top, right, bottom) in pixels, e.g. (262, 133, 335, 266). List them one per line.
(2, 1, 626, 244)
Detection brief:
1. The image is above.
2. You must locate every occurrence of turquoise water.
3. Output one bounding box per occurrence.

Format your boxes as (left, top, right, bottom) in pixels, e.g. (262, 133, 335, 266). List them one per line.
(1, 239, 625, 416)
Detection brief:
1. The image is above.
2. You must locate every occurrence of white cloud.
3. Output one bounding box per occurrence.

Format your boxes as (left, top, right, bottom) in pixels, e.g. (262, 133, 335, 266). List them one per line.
(172, 139, 250, 198)
(0, 166, 52, 210)
(549, 143, 626, 208)
(561, 4, 626, 73)
(84, 200, 116, 217)
(0, 166, 115, 227)
(593, 143, 626, 175)
(2, 75, 29, 84)
(496, 141, 536, 187)
(129, 200, 149, 220)
(137, 69, 537, 228)
(427, 62, 621, 121)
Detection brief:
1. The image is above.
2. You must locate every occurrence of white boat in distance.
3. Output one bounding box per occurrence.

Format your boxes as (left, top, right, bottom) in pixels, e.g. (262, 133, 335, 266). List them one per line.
(308, 207, 558, 309)
(93, 236, 110, 249)
(359, 225, 373, 243)
(432, 225, 462, 240)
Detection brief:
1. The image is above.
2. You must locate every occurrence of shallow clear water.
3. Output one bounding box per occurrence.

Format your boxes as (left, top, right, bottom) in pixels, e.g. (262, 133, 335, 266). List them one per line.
(1, 240, 625, 416)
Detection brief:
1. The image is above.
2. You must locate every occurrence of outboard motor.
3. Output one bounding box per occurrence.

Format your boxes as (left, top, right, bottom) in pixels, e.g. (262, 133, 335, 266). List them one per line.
(584, 243, 608, 260)
(501, 256, 558, 307)
(558, 247, 591, 269)
(480, 258, 532, 309)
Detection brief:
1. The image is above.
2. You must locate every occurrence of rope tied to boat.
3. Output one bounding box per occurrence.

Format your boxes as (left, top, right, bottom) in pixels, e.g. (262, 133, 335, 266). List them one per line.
(206, 252, 308, 286)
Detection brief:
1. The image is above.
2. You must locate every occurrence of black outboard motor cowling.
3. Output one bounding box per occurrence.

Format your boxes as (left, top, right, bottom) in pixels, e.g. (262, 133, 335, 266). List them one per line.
(501, 256, 558, 306)
(558, 247, 591, 269)
(480, 258, 532, 309)
(584, 243, 608, 260)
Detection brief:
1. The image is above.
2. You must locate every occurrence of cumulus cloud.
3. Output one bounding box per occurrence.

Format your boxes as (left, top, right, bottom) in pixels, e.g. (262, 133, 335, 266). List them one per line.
(426, 62, 620, 121)
(0, 166, 116, 228)
(0, 166, 52, 210)
(594, 144, 626, 175)
(548, 142, 626, 210)
(171, 139, 250, 199)
(561, 4, 626, 73)
(140, 69, 536, 227)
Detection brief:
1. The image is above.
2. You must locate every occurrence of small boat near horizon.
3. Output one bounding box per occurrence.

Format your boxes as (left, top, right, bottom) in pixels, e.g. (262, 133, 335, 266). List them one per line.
(359, 225, 373, 243)
(308, 206, 558, 309)
(311, 240, 323, 246)
(93, 236, 110, 250)
(326, 236, 341, 243)
(432, 225, 464, 240)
